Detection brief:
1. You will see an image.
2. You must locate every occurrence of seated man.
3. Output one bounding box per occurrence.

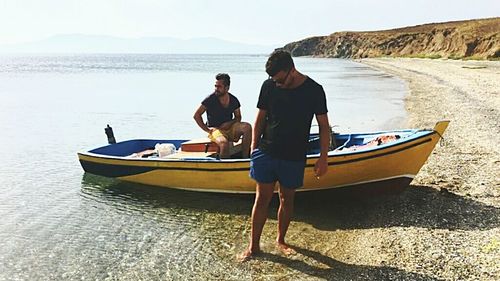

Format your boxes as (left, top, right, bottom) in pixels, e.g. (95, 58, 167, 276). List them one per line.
(193, 73, 251, 158)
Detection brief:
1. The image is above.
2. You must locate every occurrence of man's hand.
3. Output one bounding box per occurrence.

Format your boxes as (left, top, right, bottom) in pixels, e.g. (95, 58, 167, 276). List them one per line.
(314, 157, 328, 178)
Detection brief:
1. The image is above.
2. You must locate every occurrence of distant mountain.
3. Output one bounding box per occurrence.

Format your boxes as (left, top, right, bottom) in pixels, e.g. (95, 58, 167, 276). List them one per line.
(0, 34, 277, 54)
(281, 17, 499, 60)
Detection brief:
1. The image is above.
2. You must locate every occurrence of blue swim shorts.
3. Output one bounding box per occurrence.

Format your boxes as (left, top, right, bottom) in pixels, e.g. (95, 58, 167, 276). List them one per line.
(249, 149, 306, 189)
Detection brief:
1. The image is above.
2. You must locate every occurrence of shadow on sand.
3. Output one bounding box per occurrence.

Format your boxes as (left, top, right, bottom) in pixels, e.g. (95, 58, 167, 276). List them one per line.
(294, 184, 499, 231)
(81, 173, 499, 232)
(255, 245, 438, 281)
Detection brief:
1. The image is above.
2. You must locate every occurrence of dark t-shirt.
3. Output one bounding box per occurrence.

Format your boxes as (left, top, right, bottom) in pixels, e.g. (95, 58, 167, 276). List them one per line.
(257, 77, 328, 161)
(201, 93, 241, 127)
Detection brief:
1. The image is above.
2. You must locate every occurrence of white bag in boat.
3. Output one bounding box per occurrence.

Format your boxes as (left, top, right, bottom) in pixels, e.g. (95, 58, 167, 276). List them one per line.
(156, 143, 176, 158)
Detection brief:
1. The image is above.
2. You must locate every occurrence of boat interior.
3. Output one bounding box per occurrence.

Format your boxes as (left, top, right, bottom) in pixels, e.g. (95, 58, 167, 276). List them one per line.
(86, 128, 432, 161)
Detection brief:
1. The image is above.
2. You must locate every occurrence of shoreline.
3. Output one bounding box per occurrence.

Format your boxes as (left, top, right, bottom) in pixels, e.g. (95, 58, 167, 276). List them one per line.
(355, 58, 500, 279)
(360, 58, 499, 203)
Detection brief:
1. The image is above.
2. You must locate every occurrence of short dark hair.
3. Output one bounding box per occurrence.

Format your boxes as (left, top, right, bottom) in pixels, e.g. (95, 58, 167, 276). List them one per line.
(216, 73, 230, 87)
(266, 50, 294, 76)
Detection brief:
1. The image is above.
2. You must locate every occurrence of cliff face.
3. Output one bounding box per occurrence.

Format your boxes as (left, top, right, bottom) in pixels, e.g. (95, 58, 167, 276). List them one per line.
(283, 18, 500, 59)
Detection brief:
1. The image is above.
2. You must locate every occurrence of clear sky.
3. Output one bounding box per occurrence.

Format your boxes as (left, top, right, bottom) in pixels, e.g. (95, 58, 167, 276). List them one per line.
(0, 0, 498, 45)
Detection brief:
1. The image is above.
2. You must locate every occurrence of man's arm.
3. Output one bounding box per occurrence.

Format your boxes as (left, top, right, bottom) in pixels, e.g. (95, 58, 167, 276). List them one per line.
(251, 109, 267, 151)
(193, 105, 211, 133)
(314, 113, 330, 177)
(218, 108, 242, 130)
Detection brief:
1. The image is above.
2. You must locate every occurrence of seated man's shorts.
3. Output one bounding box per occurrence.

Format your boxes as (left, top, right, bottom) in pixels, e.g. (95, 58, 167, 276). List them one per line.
(208, 122, 239, 142)
(250, 149, 306, 189)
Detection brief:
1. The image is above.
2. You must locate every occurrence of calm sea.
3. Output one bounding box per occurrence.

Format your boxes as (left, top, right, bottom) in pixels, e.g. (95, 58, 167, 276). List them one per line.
(0, 54, 406, 280)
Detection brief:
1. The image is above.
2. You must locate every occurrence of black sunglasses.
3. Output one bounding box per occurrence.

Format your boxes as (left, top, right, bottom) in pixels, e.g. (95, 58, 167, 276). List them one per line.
(270, 69, 291, 84)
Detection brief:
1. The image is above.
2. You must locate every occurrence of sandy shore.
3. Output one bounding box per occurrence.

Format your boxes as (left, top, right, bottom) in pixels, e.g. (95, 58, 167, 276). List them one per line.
(238, 59, 499, 280)
(362, 58, 499, 203)
(358, 58, 500, 280)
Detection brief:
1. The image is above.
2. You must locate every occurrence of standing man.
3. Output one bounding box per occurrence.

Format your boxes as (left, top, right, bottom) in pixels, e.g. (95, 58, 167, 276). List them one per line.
(239, 50, 330, 260)
(194, 73, 252, 158)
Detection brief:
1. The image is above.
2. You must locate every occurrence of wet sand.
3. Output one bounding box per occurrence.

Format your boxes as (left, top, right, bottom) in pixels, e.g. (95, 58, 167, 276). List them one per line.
(237, 58, 499, 280)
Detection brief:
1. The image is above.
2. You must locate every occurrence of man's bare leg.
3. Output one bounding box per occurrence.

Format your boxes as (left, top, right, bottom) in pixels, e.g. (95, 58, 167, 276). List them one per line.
(214, 136, 229, 158)
(239, 122, 252, 158)
(276, 186, 296, 255)
(232, 122, 252, 158)
(238, 182, 275, 261)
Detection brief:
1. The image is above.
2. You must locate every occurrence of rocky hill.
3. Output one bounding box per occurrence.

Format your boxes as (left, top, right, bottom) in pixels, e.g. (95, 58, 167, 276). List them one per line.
(282, 18, 499, 60)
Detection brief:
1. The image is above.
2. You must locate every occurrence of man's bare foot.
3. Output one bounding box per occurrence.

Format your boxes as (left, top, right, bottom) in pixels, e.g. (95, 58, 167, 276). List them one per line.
(237, 248, 261, 262)
(276, 242, 296, 255)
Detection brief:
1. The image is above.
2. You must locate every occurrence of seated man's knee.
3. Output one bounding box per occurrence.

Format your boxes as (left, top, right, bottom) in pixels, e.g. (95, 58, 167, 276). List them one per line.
(241, 122, 252, 135)
(215, 136, 229, 147)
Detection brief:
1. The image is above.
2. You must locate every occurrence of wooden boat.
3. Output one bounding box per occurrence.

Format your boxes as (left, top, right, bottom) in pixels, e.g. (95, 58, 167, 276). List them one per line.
(78, 121, 449, 193)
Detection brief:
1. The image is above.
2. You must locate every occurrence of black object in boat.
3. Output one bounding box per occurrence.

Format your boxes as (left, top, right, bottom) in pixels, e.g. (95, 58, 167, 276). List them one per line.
(105, 124, 116, 144)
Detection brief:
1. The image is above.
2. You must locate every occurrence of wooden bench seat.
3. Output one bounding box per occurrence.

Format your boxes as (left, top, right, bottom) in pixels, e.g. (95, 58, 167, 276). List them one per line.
(181, 138, 219, 153)
(180, 137, 243, 156)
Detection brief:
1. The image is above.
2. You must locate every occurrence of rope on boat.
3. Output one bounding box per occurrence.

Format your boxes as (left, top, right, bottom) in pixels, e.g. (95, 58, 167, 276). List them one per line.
(433, 129, 446, 147)
(416, 128, 446, 147)
(335, 134, 352, 150)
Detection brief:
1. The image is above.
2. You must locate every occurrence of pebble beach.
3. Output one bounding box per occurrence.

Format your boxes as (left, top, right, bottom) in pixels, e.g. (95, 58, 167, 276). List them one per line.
(358, 58, 500, 280)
